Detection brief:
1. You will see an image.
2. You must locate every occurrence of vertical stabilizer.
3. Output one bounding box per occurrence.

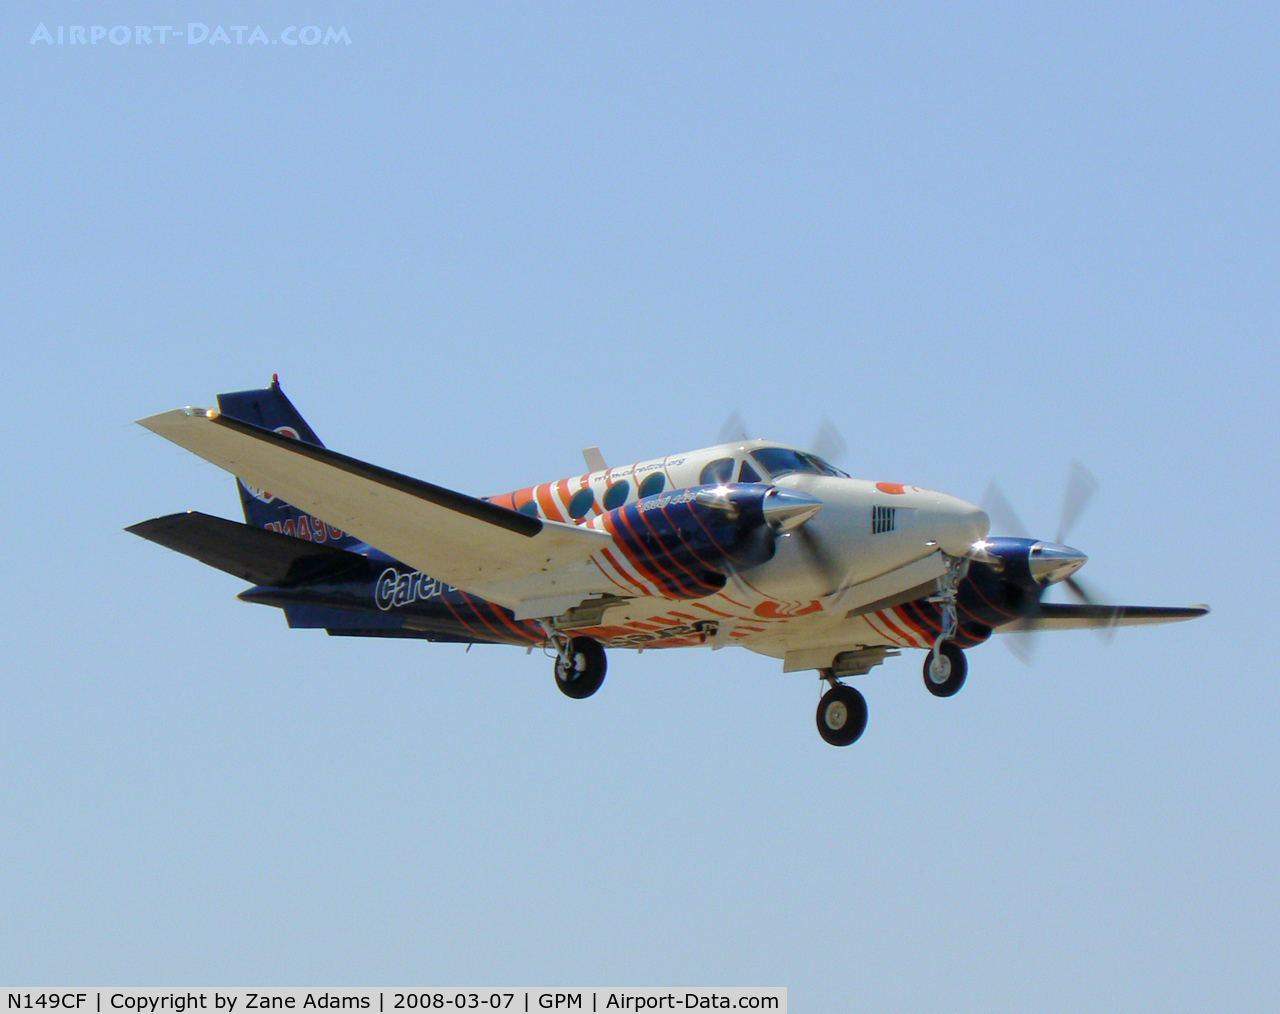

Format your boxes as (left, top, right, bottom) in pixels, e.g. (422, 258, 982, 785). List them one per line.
(215, 377, 363, 551)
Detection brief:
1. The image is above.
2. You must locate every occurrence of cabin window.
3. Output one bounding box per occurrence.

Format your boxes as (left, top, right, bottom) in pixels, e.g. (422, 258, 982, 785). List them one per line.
(738, 460, 762, 483)
(568, 487, 595, 520)
(603, 481, 630, 511)
(518, 500, 539, 518)
(638, 472, 666, 498)
(700, 457, 734, 485)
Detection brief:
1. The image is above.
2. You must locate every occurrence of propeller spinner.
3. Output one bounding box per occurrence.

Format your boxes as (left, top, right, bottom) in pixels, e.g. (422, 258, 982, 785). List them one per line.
(980, 462, 1118, 658)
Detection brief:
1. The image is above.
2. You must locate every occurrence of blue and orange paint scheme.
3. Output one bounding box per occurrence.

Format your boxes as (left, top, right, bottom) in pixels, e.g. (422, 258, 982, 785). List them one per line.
(129, 379, 1209, 745)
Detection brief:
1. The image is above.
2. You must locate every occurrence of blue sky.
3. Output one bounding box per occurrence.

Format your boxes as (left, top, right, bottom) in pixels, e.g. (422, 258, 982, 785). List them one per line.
(2, 3, 1276, 1008)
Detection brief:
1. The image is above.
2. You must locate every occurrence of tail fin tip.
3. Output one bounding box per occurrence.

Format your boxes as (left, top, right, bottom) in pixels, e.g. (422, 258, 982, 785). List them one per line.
(212, 380, 361, 553)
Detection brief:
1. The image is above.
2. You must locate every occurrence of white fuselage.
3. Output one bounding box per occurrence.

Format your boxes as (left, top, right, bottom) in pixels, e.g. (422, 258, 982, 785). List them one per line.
(492, 440, 989, 665)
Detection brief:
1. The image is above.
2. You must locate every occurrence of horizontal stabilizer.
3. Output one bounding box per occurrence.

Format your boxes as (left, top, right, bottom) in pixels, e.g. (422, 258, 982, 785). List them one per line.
(997, 603, 1209, 632)
(136, 407, 613, 608)
(127, 512, 369, 587)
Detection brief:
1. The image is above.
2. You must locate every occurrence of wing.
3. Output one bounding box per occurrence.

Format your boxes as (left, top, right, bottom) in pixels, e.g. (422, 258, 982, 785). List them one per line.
(996, 603, 1209, 632)
(137, 408, 614, 610)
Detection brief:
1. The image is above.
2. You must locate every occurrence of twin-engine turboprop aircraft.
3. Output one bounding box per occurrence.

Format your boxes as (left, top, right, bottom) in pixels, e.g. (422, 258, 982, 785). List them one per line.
(129, 379, 1208, 746)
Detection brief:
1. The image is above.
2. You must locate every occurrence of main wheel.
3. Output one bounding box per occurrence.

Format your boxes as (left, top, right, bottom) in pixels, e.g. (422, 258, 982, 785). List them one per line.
(923, 641, 967, 697)
(554, 637, 607, 699)
(816, 684, 868, 746)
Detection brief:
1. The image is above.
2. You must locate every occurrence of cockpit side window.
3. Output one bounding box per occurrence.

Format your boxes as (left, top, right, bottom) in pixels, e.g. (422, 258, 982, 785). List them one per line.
(738, 459, 762, 483)
(751, 447, 848, 479)
(700, 457, 735, 485)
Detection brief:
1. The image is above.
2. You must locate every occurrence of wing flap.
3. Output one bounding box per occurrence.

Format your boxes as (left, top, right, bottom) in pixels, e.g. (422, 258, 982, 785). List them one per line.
(997, 603, 1209, 632)
(137, 408, 613, 607)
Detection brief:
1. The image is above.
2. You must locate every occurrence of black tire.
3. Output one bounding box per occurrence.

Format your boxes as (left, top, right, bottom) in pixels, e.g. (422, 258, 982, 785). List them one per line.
(816, 684, 868, 746)
(923, 641, 967, 697)
(554, 637, 607, 699)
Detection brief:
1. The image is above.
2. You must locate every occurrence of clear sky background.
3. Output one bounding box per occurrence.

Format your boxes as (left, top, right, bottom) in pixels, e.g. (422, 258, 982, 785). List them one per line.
(2, 3, 1276, 1008)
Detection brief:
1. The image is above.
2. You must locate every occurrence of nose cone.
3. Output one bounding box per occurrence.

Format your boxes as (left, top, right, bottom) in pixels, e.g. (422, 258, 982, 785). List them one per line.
(1028, 541, 1088, 585)
(918, 493, 990, 556)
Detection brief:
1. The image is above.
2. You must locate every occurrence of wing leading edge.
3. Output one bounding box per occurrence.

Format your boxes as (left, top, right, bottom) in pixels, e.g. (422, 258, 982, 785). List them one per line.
(137, 408, 614, 609)
(996, 603, 1209, 632)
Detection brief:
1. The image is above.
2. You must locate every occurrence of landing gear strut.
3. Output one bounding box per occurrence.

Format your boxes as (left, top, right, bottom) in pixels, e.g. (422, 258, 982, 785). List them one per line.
(816, 676, 868, 746)
(923, 554, 970, 698)
(550, 634, 607, 699)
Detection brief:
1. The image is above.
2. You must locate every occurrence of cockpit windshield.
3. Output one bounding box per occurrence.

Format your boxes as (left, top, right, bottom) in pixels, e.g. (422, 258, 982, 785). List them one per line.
(750, 446, 849, 479)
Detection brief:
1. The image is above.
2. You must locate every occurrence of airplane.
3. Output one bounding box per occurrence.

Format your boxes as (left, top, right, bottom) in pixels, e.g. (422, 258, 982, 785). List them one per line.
(128, 378, 1209, 746)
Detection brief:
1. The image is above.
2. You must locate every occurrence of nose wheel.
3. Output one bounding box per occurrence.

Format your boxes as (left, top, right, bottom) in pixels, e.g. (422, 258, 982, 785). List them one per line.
(923, 554, 970, 698)
(816, 681, 868, 746)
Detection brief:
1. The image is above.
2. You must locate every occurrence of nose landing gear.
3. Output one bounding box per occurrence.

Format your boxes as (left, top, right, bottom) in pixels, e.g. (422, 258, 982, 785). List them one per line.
(923, 553, 970, 697)
(816, 677, 868, 746)
(923, 641, 967, 696)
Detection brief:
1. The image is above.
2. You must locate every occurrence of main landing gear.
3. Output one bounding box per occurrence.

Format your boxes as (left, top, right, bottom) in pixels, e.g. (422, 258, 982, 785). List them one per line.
(816, 554, 975, 745)
(551, 635, 608, 699)
(816, 677, 868, 747)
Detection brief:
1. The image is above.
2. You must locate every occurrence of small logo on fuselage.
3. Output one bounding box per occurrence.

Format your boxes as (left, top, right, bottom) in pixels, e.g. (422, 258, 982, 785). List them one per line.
(634, 489, 697, 513)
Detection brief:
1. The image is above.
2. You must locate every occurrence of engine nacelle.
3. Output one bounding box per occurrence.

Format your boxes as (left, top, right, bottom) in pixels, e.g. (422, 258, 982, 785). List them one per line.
(975, 537, 1040, 588)
(591, 483, 780, 599)
(974, 537, 1087, 589)
(961, 536, 1086, 633)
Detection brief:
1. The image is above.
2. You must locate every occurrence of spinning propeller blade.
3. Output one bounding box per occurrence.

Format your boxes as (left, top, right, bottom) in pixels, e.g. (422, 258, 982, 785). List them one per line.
(810, 417, 847, 466)
(1063, 574, 1120, 643)
(717, 412, 751, 445)
(1005, 631, 1038, 665)
(794, 525, 844, 591)
(1056, 461, 1098, 544)
(714, 412, 848, 467)
(707, 413, 847, 593)
(984, 463, 1115, 659)
(981, 481, 1030, 539)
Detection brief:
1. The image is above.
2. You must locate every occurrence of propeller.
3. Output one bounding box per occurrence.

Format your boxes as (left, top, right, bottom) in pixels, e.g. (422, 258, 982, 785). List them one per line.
(716, 412, 752, 445)
(1061, 573, 1119, 643)
(983, 461, 1098, 548)
(982, 462, 1116, 659)
(1004, 629, 1038, 665)
(715, 411, 848, 467)
(1052, 462, 1116, 630)
(810, 417, 848, 467)
(696, 483, 843, 592)
(981, 480, 1030, 540)
(710, 413, 851, 591)
(793, 524, 845, 592)
(1056, 460, 1098, 543)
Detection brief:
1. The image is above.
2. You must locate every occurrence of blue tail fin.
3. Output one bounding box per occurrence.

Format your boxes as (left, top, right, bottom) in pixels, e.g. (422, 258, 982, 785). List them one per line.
(215, 377, 364, 552)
